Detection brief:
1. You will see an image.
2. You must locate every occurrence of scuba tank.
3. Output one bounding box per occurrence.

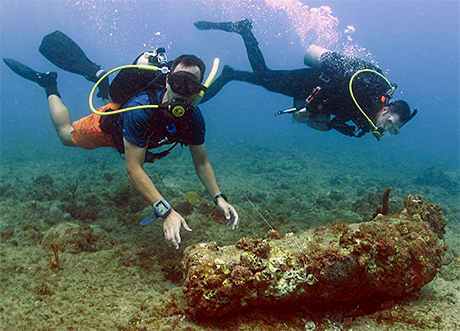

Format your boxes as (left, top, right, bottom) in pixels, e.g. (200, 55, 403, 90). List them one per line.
(134, 48, 167, 66)
(303, 45, 331, 69)
(304, 44, 382, 77)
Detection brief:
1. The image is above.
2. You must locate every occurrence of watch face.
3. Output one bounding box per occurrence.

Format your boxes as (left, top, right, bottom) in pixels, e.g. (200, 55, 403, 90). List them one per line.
(156, 201, 169, 215)
(141, 199, 171, 226)
(154, 199, 171, 216)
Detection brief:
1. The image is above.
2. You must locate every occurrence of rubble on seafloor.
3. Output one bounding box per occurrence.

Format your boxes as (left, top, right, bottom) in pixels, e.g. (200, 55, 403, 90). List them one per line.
(182, 194, 447, 317)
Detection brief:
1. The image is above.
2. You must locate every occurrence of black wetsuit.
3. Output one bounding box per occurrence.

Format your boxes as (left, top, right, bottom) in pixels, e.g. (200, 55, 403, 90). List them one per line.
(202, 28, 391, 137)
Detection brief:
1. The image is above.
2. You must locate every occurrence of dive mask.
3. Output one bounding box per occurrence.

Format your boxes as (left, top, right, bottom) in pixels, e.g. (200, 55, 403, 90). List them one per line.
(168, 71, 204, 98)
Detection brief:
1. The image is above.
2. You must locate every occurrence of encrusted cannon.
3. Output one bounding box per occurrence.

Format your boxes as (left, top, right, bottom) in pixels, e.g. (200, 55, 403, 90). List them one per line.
(182, 194, 446, 317)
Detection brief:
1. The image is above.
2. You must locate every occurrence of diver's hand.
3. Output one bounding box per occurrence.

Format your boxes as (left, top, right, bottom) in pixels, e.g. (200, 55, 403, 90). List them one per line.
(217, 200, 240, 230)
(162, 209, 192, 249)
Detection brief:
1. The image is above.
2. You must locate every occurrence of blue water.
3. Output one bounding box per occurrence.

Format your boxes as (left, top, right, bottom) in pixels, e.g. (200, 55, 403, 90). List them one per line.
(0, 2, 459, 328)
(1, 0, 459, 170)
(1, 0, 459, 182)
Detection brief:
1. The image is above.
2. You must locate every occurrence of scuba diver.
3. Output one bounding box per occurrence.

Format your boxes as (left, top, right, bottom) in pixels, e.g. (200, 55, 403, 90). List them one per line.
(3, 31, 239, 249)
(194, 19, 418, 139)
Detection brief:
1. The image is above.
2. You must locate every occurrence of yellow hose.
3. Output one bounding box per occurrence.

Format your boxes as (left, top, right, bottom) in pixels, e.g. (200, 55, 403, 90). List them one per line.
(89, 65, 161, 115)
(191, 58, 220, 109)
(89, 58, 220, 116)
(348, 69, 394, 132)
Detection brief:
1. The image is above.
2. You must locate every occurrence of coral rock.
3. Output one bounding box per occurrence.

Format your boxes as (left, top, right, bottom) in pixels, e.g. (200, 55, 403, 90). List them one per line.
(182, 195, 446, 317)
(42, 222, 114, 253)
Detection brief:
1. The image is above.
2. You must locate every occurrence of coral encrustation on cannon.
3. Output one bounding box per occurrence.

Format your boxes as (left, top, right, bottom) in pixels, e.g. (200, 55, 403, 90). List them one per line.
(182, 194, 446, 317)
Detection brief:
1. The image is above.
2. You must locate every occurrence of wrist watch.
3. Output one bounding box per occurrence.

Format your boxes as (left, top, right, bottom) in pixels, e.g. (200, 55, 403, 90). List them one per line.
(140, 199, 172, 226)
(213, 193, 228, 205)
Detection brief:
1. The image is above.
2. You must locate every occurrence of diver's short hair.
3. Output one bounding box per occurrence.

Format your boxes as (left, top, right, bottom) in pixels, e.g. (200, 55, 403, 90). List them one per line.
(171, 54, 206, 82)
(388, 100, 411, 124)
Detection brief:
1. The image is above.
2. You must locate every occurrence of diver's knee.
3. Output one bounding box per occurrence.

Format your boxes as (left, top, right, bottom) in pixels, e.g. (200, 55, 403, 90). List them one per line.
(292, 110, 311, 123)
(57, 128, 76, 147)
(61, 139, 76, 147)
(306, 117, 331, 131)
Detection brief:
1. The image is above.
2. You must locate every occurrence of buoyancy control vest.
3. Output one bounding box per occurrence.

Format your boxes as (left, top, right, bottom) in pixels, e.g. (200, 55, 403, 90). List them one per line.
(98, 95, 180, 163)
(97, 50, 180, 162)
(302, 45, 393, 136)
(109, 60, 173, 105)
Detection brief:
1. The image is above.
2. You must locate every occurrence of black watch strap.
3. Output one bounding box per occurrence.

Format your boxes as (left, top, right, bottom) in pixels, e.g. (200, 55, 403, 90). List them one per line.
(213, 193, 227, 205)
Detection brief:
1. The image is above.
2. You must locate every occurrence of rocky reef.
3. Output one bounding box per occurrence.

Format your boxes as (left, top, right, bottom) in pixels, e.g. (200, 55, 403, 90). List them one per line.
(182, 194, 446, 317)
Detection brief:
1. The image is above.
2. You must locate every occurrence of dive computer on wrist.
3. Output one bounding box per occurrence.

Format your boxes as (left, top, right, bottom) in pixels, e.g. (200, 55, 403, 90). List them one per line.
(140, 199, 172, 226)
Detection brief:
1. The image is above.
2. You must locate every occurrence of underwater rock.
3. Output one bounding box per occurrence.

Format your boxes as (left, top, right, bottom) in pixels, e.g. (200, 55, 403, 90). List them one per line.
(182, 194, 446, 317)
(49, 203, 71, 224)
(42, 222, 114, 253)
(415, 166, 459, 194)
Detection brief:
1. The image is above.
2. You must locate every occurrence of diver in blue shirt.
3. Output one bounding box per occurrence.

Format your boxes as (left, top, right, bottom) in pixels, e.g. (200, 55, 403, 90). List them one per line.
(4, 35, 239, 249)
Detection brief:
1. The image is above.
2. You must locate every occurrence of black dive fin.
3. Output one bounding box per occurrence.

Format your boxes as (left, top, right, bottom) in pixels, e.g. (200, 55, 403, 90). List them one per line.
(39, 30, 102, 83)
(194, 21, 218, 31)
(3, 58, 42, 83)
(3, 58, 58, 91)
(193, 19, 252, 33)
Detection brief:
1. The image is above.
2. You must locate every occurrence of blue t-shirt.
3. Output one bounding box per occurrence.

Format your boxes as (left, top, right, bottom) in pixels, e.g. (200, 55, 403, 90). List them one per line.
(119, 91, 205, 149)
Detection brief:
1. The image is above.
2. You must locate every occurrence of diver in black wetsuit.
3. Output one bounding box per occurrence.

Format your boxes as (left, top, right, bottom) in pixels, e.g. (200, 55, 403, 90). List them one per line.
(195, 19, 417, 139)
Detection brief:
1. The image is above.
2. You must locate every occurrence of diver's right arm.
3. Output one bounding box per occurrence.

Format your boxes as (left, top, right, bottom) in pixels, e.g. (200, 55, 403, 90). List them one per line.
(124, 138, 191, 248)
(124, 138, 162, 204)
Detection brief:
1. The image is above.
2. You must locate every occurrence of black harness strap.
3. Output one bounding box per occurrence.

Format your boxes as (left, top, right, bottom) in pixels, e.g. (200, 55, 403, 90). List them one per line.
(144, 142, 179, 163)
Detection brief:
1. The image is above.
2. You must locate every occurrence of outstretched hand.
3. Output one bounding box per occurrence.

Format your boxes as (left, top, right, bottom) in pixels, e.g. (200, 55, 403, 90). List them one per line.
(216, 200, 240, 230)
(162, 210, 192, 249)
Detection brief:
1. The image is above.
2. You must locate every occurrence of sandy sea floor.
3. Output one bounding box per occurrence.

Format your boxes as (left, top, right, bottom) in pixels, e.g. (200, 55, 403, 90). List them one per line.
(1, 140, 459, 331)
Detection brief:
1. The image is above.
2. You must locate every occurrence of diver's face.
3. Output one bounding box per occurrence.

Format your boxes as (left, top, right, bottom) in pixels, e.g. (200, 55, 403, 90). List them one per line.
(375, 106, 402, 135)
(163, 63, 202, 105)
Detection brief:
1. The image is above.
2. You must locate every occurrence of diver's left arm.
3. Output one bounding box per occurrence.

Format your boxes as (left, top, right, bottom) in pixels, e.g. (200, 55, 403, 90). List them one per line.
(189, 144, 240, 229)
(327, 117, 358, 137)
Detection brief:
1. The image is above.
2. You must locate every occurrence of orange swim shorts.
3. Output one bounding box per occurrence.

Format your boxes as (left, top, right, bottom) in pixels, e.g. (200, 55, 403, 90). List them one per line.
(71, 103, 120, 150)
